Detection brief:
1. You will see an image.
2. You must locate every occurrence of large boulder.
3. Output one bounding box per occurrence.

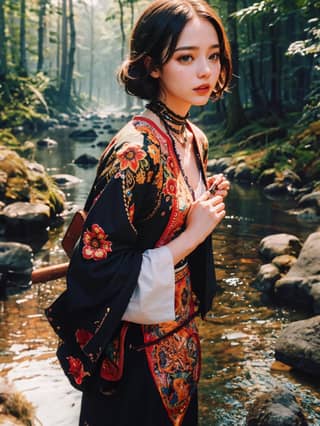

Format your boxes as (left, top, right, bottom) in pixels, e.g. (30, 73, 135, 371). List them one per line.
(69, 128, 98, 141)
(233, 162, 253, 183)
(275, 315, 320, 377)
(74, 154, 99, 167)
(207, 157, 232, 173)
(275, 233, 320, 312)
(246, 386, 308, 426)
(0, 242, 33, 296)
(37, 137, 58, 148)
(282, 169, 302, 187)
(52, 174, 82, 187)
(264, 182, 288, 196)
(0, 147, 65, 216)
(258, 169, 277, 187)
(259, 234, 302, 262)
(253, 263, 281, 294)
(1, 202, 50, 235)
(297, 191, 320, 215)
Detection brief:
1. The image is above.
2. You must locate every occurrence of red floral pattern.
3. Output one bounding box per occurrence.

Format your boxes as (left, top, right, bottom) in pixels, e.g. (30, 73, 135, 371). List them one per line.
(67, 356, 90, 385)
(82, 224, 112, 261)
(117, 144, 147, 173)
(164, 178, 177, 195)
(75, 328, 94, 349)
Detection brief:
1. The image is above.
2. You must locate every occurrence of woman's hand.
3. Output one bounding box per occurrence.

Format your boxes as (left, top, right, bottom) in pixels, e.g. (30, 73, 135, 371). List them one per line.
(207, 173, 230, 199)
(166, 189, 226, 265)
(184, 190, 225, 245)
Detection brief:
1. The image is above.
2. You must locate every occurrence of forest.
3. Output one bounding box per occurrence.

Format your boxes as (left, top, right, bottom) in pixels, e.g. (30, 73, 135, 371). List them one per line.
(0, 0, 318, 128)
(0, 0, 318, 186)
(0, 1, 320, 425)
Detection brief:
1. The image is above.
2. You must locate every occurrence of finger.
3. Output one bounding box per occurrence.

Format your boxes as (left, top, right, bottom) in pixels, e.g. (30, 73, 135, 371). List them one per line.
(198, 189, 213, 201)
(216, 190, 228, 198)
(214, 202, 225, 213)
(207, 174, 223, 188)
(210, 195, 223, 206)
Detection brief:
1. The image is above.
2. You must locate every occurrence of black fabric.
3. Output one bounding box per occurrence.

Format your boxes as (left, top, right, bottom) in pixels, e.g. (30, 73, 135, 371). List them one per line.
(45, 170, 147, 391)
(189, 237, 216, 318)
(45, 118, 217, 395)
(79, 324, 198, 426)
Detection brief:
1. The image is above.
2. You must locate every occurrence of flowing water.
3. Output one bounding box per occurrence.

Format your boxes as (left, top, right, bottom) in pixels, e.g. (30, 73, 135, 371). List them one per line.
(0, 119, 319, 425)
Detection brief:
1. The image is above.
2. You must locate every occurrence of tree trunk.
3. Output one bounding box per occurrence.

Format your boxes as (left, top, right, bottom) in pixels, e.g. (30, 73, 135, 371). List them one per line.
(269, 22, 282, 115)
(59, 0, 68, 100)
(88, 0, 94, 101)
(37, 0, 47, 72)
(244, 0, 268, 115)
(56, 0, 61, 84)
(0, 0, 7, 80)
(64, 0, 75, 106)
(225, 0, 247, 136)
(19, 0, 28, 76)
(8, 0, 19, 69)
(118, 0, 125, 60)
(129, 0, 134, 29)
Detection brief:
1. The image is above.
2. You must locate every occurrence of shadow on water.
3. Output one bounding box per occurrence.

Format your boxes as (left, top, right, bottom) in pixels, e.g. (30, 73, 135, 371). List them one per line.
(0, 125, 319, 425)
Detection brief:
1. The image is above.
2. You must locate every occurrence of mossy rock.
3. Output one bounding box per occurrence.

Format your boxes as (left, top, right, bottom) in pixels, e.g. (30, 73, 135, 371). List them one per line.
(0, 146, 65, 216)
(258, 168, 278, 187)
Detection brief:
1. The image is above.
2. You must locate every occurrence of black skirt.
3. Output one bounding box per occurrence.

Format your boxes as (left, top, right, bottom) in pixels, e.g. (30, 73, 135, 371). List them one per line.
(79, 324, 198, 426)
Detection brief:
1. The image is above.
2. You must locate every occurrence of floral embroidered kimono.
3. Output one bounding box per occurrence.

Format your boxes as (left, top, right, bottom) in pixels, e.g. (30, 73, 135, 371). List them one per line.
(46, 116, 217, 426)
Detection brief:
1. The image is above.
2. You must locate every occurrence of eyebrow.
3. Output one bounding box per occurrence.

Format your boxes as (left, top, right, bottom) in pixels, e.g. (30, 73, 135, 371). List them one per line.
(174, 44, 220, 52)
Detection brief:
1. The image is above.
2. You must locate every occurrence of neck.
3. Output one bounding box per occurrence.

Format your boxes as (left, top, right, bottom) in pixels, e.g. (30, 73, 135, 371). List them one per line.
(146, 100, 189, 145)
(146, 101, 189, 128)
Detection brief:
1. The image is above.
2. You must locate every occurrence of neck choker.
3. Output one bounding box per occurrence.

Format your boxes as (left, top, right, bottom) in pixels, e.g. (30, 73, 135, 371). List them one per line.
(146, 100, 189, 144)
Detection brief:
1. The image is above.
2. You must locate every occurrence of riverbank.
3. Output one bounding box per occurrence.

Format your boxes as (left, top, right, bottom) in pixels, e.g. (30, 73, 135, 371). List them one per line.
(1, 180, 319, 425)
(0, 110, 319, 425)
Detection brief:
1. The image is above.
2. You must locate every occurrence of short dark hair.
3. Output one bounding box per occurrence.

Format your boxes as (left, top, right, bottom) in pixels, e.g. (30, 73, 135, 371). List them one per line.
(118, 0, 232, 101)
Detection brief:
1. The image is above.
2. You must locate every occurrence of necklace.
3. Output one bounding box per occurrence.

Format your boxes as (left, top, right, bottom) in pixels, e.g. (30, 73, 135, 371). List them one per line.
(161, 116, 197, 200)
(146, 100, 189, 145)
(146, 100, 202, 199)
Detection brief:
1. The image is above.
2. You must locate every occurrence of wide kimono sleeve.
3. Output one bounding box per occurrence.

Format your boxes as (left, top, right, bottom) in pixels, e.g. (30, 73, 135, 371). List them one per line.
(46, 130, 162, 366)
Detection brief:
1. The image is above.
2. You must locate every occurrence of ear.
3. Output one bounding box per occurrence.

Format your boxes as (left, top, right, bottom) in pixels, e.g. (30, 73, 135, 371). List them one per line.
(144, 56, 161, 79)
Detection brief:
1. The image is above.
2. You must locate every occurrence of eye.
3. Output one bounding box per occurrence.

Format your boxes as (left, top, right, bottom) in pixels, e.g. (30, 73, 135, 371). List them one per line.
(209, 52, 220, 62)
(177, 55, 193, 64)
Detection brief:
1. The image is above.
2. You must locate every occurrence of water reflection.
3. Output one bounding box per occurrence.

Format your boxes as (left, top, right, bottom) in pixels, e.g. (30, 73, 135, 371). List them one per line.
(0, 128, 319, 425)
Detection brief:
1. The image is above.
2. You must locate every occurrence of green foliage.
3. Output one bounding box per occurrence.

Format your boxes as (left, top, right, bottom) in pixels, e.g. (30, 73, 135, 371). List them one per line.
(259, 143, 293, 170)
(294, 147, 316, 172)
(287, 15, 320, 58)
(0, 73, 50, 129)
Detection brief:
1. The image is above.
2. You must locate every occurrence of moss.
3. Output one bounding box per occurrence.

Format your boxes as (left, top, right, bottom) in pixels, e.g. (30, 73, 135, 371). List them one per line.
(0, 148, 29, 177)
(5, 176, 31, 202)
(0, 391, 35, 426)
(13, 141, 35, 160)
(0, 129, 20, 147)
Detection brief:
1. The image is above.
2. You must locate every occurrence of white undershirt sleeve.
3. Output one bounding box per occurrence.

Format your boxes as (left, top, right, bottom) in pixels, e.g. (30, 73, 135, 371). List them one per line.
(121, 245, 175, 324)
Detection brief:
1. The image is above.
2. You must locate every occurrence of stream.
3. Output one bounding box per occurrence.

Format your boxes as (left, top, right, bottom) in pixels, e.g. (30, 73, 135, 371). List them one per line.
(0, 117, 319, 425)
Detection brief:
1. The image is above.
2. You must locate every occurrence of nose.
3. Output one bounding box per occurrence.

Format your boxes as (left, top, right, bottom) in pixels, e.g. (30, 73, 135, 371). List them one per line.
(197, 57, 211, 78)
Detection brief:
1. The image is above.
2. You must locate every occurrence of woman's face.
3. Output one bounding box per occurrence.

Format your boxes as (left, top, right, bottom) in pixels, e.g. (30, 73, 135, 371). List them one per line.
(151, 16, 221, 115)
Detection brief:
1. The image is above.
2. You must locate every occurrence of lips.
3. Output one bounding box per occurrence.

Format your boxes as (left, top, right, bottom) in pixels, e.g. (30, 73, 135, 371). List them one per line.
(193, 84, 211, 94)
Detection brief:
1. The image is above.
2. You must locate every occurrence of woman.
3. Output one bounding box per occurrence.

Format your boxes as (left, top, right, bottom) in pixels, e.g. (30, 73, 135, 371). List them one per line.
(46, 1, 232, 425)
